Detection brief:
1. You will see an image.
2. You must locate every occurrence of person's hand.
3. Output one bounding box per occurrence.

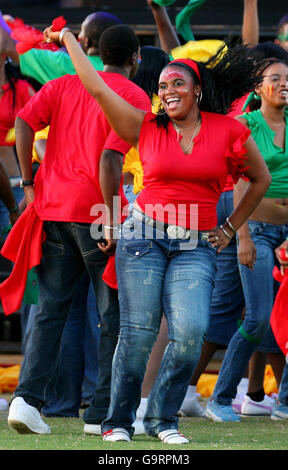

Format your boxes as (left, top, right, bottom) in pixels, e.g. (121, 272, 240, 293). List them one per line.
(275, 240, 288, 274)
(24, 185, 35, 206)
(97, 226, 118, 256)
(43, 26, 61, 45)
(206, 225, 233, 253)
(237, 236, 256, 269)
(9, 208, 20, 226)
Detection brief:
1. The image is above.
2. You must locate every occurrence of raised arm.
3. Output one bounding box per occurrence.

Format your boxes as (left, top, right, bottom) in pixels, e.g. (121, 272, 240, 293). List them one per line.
(44, 27, 146, 148)
(242, 0, 259, 47)
(146, 0, 180, 54)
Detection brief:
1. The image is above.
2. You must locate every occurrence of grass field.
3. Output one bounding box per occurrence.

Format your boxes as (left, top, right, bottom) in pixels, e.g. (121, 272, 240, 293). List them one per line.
(0, 394, 288, 451)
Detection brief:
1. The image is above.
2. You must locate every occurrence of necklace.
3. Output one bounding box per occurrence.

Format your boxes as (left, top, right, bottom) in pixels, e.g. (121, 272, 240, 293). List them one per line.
(173, 118, 201, 154)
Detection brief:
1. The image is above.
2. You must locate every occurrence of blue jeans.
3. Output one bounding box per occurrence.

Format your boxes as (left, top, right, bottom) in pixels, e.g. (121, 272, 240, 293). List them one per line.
(102, 215, 217, 436)
(212, 221, 288, 405)
(278, 363, 288, 406)
(0, 185, 24, 234)
(15, 221, 119, 422)
(21, 272, 100, 417)
(206, 191, 245, 345)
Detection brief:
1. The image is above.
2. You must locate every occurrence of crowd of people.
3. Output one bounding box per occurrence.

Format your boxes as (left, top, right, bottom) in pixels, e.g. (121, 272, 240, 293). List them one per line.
(0, 0, 288, 445)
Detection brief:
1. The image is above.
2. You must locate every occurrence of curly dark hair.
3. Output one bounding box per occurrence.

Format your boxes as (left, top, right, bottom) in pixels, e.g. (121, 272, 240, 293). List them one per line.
(155, 39, 274, 128)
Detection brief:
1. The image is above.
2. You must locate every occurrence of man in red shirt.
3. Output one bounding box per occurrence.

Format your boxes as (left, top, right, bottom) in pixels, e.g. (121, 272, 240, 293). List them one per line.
(7, 24, 150, 435)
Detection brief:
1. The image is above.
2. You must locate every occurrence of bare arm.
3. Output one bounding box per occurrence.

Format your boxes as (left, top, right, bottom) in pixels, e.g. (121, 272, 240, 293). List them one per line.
(44, 28, 146, 148)
(0, 23, 19, 63)
(147, 0, 180, 53)
(98, 149, 124, 255)
(15, 117, 35, 205)
(242, 0, 259, 47)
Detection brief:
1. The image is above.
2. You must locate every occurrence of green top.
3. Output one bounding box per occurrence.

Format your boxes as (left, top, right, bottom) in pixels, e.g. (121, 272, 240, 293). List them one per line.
(240, 109, 288, 198)
(19, 48, 104, 85)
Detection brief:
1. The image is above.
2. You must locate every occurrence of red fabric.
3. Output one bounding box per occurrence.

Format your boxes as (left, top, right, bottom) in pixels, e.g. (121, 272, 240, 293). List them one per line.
(0, 204, 45, 316)
(9, 17, 60, 53)
(18, 73, 150, 224)
(51, 16, 67, 31)
(168, 58, 201, 83)
(270, 249, 288, 357)
(136, 111, 250, 230)
(0, 79, 34, 146)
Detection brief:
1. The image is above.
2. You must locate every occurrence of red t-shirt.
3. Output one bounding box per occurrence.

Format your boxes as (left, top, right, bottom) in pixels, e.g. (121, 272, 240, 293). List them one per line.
(18, 73, 150, 223)
(136, 111, 250, 230)
(0, 79, 34, 146)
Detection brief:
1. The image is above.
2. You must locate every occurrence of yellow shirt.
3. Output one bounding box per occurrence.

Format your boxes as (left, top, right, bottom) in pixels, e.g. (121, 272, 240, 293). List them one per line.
(32, 126, 49, 164)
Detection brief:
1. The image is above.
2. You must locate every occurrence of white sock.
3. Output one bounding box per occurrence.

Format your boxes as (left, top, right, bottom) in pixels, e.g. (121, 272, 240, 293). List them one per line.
(184, 385, 197, 399)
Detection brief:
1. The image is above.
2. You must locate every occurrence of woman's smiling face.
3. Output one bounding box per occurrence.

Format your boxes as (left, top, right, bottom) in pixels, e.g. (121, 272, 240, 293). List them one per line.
(259, 62, 288, 107)
(158, 65, 199, 120)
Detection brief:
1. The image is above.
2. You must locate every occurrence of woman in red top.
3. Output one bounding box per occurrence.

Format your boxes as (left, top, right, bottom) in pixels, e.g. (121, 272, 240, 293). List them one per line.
(0, 55, 34, 232)
(45, 26, 271, 444)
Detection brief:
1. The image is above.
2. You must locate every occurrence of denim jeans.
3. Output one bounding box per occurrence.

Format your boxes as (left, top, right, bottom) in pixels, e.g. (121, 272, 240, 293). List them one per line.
(20, 272, 100, 417)
(212, 221, 288, 405)
(102, 215, 217, 436)
(205, 191, 245, 345)
(278, 363, 288, 406)
(15, 221, 119, 422)
(0, 186, 24, 234)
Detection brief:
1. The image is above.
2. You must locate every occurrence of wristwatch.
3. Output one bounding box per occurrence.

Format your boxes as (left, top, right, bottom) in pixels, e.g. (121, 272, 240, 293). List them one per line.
(20, 179, 34, 188)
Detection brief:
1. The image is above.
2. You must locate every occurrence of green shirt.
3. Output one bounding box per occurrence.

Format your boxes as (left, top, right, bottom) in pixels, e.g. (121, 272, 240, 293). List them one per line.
(241, 109, 288, 198)
(19, 48, 104, 85)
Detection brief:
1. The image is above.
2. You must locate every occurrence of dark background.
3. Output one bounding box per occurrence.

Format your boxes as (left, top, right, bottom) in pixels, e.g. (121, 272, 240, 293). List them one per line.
(1, 0, 288, 43)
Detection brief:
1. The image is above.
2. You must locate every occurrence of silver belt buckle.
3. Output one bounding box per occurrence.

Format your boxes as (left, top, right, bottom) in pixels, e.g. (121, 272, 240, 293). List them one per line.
(167, 225, 186, 239)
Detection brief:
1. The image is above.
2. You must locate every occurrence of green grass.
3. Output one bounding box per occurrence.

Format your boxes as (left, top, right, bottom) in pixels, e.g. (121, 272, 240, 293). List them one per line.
(1, 394, 288, 451)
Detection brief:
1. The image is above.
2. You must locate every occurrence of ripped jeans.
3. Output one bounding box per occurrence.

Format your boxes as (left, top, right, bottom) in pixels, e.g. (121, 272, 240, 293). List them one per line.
(102, 215, 217, 436)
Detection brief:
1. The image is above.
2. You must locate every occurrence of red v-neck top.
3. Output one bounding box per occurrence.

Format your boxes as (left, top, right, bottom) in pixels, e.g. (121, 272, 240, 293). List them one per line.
(136, 111, 250, 230)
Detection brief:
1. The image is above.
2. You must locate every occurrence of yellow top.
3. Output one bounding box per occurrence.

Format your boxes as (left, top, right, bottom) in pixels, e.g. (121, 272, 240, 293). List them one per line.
(32, 126, 49, 163)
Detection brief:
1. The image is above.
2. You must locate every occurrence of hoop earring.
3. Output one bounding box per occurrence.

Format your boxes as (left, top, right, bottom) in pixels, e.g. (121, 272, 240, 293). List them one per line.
(196, 91, 202, 105)
(157, 104, 167, 115)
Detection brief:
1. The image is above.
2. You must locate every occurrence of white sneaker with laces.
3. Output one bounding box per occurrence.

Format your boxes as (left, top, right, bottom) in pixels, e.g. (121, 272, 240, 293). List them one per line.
(8, 397, 51, 434)
(102, 428, 130, 442)
(158, 429, 189, 444)
(241, 394, 275, 416)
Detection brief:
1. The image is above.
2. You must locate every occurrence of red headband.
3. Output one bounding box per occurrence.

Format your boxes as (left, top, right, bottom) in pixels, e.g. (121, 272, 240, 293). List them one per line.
(168, 59, 201, 84)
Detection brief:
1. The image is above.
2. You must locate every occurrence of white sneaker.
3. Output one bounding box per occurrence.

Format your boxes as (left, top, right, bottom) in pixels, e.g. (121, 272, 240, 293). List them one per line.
(83, 419, 145, 435)
(232, 392, 246, 414)
(133, 418, 145, 434)
(83, 423, 101, 435)
(0, 398, 9, 411)
(158, 429, 189, 444)
(103, 428, 130, 442)
(241, 394, 275, 416)
(178, 394, 206, 417)
(8, 397, 51, 434)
